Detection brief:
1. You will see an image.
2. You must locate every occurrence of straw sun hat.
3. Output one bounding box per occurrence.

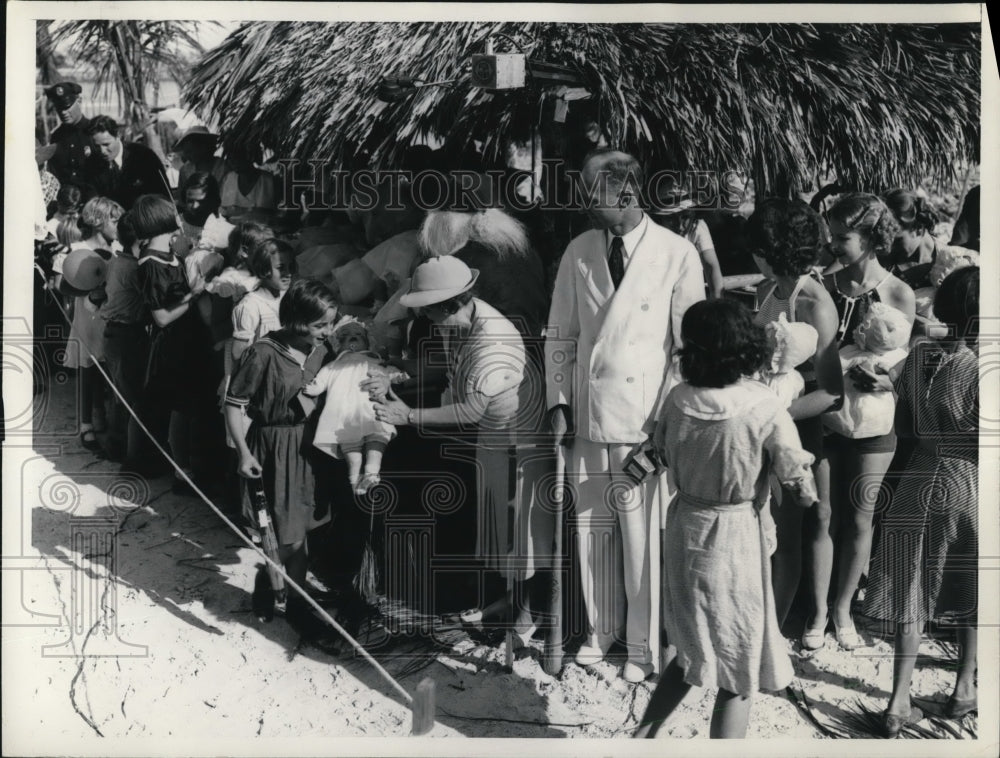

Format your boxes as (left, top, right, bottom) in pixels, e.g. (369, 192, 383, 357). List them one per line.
(398, 256, 479, 308)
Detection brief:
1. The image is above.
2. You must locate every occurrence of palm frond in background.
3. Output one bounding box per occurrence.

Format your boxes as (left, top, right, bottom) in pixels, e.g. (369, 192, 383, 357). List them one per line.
(50, 20, 213, 157)
(184, 22, 980, 196)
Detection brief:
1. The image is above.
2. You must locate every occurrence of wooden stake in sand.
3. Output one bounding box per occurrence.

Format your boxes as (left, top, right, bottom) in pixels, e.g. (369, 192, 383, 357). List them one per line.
(411, 678, 436, 736)
(43, 291, 439, 736)
(543, 443, 567, 676)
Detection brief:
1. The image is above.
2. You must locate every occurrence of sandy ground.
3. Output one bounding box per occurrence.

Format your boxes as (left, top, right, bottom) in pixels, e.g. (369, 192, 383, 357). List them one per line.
(2, 374, 978, 754)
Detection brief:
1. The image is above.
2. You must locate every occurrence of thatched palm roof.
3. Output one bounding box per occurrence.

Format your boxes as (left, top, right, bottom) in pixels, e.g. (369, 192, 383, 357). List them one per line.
(184, 22, 980, 194)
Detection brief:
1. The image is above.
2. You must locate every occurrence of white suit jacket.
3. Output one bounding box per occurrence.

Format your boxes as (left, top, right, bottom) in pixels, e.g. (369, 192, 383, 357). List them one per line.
(544, 215, 705, 443)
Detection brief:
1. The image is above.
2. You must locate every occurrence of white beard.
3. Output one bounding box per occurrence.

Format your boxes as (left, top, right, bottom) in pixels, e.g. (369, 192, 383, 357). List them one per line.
(420, 208, 532, 261)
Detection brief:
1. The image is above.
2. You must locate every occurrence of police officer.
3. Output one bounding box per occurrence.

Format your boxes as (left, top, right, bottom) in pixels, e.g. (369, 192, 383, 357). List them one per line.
(45, 81, 97, 191)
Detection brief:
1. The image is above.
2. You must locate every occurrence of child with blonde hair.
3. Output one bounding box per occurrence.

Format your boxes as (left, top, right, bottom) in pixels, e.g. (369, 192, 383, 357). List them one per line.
(59, 196, 124, 451)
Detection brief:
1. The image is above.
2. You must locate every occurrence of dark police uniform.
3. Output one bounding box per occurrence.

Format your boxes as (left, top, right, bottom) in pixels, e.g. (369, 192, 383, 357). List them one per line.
(45, 82, 98, 191)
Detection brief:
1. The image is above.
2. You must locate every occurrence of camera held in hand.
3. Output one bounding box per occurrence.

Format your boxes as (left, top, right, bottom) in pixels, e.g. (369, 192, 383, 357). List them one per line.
(623, 439, 665, 485)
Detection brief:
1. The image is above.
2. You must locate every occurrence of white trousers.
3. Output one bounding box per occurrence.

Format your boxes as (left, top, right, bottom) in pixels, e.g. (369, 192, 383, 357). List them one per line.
(569, 437, 662, 667)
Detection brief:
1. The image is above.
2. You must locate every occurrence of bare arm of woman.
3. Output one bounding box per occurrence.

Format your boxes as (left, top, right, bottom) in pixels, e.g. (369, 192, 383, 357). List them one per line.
(150, 293, 193, 328)
(416, 393, 489, 427)
(374, 387, 489, 428)
(788, 292, 844, 420)
(886, 277, 917, 327)
(699, 245, 725, 299)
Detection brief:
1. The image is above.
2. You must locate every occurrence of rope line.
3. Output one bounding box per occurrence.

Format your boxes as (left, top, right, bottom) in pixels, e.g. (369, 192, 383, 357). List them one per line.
(40, 275, 415, 707)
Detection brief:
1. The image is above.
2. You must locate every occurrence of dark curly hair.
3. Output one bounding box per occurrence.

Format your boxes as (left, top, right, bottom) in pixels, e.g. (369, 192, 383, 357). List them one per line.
(883, 189, 938, 233)
(827, 192, 900, 259)
(678, 299, 772, 388)
(746, 198, 824, 276)
(934, 265, 979, 342)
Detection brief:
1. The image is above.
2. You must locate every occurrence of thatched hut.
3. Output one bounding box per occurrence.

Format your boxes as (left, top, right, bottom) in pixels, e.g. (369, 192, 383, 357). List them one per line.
(185, 22, 979, 195)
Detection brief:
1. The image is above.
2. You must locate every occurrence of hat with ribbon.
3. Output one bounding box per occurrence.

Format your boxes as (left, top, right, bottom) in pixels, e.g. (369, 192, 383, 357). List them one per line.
(398, 255, 479, 308)
(44, 81, 82, 111)
(60, 248, 109, 297)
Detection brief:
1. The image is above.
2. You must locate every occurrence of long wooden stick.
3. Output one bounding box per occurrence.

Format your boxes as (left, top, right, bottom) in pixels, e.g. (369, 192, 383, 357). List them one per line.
(43, 290, 424, 718)
(543, 443, 566, 676)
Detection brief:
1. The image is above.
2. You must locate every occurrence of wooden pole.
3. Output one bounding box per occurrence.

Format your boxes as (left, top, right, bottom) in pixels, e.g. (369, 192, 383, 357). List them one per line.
(543, 443, 566, 676)
(411, 678, 436, 736)
(504, 574, 514, 672)
(954, 161, 975, 227)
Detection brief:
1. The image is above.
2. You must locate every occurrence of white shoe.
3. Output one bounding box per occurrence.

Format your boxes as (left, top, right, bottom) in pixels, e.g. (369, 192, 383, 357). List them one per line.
(575, 644, 606, 667)
(623, 661, 654, 683)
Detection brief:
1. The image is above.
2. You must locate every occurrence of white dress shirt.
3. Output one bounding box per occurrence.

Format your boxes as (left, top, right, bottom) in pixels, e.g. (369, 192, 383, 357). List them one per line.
(606, 213, 649, 272)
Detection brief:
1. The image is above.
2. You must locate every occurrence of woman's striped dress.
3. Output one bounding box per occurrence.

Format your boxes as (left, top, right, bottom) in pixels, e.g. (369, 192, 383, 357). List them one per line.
(863, 341, 978, 625)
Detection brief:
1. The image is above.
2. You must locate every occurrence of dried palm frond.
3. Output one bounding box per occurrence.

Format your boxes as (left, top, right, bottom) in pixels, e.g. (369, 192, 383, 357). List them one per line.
(184, 22, 980, 195)
(788, 687, 979, 740)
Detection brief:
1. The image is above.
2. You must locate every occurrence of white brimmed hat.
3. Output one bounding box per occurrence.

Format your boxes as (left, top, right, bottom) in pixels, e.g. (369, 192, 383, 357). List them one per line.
(398, 256, 479, 308)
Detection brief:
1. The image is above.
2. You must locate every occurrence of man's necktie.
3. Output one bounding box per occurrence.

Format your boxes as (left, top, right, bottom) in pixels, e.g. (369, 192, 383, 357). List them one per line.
(608, 235, 625, 290)
(109, 161, 121, 194)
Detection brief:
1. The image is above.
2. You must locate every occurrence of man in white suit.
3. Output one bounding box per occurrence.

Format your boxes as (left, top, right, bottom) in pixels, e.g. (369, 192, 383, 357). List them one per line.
(545, 150, 705, 682)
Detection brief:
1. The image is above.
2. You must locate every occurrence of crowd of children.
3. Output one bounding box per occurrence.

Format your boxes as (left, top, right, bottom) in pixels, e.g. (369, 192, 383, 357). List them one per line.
(32, 148, 981, 738)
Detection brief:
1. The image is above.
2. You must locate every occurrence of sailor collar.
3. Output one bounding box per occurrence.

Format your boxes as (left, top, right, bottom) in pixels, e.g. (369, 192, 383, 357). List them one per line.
(138, 250, 179, 267)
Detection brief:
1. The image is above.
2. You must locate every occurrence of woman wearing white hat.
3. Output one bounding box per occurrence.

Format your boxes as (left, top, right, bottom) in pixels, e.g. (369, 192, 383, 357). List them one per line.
(372, 255, 542, 637)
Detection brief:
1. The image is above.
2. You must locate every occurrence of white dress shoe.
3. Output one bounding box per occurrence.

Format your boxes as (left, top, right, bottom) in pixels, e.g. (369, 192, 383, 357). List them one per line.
(575, 644, 606, 666)
(623, 661, 654, 683)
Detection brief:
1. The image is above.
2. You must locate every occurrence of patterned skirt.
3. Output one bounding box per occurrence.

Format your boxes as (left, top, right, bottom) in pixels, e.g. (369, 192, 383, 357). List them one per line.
(864, 449, 978, 625)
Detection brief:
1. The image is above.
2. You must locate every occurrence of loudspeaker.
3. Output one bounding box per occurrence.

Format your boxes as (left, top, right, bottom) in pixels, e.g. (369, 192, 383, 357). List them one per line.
(470, 53, 526, 90)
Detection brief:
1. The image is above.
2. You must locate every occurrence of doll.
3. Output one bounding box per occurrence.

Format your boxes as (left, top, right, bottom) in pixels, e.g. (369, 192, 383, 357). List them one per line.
(758, 313, 819, 408)
(912, 245, 979, 322)
(824, 302, 910, 439)
(755, 312, 818, 514)
(303, 317, 408, 495)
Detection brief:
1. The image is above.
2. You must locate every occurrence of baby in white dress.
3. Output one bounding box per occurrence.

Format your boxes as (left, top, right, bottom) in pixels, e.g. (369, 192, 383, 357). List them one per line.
(303, 318, 408, 495)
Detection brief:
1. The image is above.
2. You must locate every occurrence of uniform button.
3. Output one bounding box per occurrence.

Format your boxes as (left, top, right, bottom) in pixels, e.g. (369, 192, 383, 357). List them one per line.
(626, 377, 635, 383)
(641, 304, 650, 311)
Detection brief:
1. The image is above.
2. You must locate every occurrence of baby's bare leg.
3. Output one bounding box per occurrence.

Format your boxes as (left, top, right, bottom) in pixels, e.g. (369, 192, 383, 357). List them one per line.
(341, 445, 363, 487)
(364, 440, 388, 475)
(356, 439, 389, 495)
